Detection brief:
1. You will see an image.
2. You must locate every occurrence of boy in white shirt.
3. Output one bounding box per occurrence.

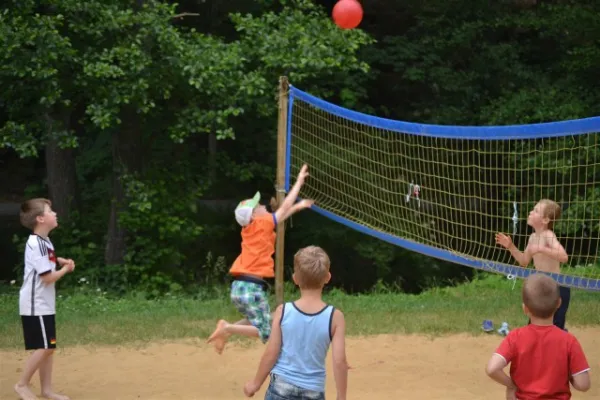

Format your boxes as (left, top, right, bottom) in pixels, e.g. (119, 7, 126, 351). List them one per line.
(15, 198, 75, 400)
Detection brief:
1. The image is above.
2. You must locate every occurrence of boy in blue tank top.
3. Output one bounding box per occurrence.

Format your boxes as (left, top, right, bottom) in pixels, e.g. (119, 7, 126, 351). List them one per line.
(243, 246, 349, 400)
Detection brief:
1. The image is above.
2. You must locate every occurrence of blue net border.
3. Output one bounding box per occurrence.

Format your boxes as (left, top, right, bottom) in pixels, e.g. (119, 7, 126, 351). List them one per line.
(285, 86, 600, 291)
(289, 86, 600, 140)
(308, 204, 600, 291)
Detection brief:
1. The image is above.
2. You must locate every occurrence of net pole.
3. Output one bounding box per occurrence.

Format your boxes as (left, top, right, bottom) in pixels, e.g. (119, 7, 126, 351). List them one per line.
(275, 76, 289, 306)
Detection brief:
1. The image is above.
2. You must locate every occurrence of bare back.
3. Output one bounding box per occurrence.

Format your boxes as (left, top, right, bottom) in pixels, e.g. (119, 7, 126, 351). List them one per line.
(528, 231, 561, 274)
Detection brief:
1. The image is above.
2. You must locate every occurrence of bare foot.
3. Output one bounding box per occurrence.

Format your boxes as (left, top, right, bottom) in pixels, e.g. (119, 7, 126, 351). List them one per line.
(41, 392, 70, 400)
(206, 319, 229, 354)
(14, 383, 38, 400)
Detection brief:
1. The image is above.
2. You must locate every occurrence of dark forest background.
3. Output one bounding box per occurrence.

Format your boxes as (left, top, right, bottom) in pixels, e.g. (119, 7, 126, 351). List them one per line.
(1, 0, 599, 296)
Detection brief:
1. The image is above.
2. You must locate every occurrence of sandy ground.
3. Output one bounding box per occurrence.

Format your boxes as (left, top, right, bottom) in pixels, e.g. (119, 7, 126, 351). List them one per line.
(1, 328, 599, 399)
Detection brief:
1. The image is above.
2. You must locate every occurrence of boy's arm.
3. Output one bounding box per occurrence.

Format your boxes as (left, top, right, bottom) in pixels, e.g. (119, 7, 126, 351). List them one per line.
(40, 264, 74, 284)
(496, 233, 532, 267)
(528, 232, 568, 263)
(244, 305, 284, 397)
(275, 164, 310, 223)
(57, 257, 75, 267)
(570, 371, 591, 392)
(568, 337, 591, 392)
(331, 309, 349, 400)
(32, 253, 74, 285)
(276, 199, 314, 223)
(486, 354, 517, 390)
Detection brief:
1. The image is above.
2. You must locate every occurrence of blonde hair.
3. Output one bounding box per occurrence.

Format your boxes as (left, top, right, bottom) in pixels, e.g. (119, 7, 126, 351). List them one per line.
(539, 199, 561, 230)
(522, 273, 560, 319)
(293, 246, 330, 289)
(20, 198, 51, 230)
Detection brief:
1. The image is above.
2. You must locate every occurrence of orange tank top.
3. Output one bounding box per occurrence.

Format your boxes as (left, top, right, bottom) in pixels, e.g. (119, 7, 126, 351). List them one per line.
(229, 213, 277, 278)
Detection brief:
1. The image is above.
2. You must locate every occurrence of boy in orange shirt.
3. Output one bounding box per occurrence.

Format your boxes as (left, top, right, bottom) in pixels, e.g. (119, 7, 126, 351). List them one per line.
(207, 164, 313, 354)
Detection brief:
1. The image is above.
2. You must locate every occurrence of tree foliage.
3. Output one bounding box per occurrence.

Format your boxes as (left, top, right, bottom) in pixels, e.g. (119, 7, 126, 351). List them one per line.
(1, 0, 599, 294)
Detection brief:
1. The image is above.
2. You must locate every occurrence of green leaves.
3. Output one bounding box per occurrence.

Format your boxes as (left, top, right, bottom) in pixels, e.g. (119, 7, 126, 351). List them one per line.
(0, 5, 75, 156)
(232, 0, 372, 83)
(1, 0, 373, 157)
(1, 0, 374, 290)
(0, 122, 38, 157)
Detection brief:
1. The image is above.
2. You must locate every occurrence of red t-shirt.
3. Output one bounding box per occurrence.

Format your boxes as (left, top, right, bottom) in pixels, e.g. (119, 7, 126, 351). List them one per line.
(495, 324, 590, 400)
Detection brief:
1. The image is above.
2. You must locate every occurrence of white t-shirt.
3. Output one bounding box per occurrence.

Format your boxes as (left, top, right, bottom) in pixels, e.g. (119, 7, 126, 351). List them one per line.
(19, 235, 57, 316)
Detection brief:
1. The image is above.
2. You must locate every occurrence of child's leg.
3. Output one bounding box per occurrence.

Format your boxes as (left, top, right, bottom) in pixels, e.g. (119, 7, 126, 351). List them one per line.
(39, 351, 70, 400)
(206, 281, 256, 353)
(553, 286, 571, 330)
(225, 283, 271, 341)
(16, 315, 58, 400)
(208, 281, 271, 353)
(219, 320, 261, 338)
(15, 349, 53, 399)
(14, 384, 38, 400)
(207, 318, 255, 352)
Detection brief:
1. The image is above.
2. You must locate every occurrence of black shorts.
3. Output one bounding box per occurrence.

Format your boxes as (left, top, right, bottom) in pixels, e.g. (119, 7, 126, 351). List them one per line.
(21, 315, 57, 350)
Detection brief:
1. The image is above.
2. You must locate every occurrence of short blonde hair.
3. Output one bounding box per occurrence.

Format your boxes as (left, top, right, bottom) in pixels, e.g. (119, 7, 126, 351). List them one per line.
(522, 273, 560, 319)
(539, 199, 561, 230)
(293, 246, 330, 289)
(20, 198, 51, 230)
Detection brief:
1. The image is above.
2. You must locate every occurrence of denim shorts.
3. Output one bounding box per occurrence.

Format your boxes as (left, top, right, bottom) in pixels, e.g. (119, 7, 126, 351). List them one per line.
(264, 373, 325, 400)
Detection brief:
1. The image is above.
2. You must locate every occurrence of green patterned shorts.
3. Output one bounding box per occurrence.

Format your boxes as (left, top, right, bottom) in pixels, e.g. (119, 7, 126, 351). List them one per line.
(230, 280, 272, 343)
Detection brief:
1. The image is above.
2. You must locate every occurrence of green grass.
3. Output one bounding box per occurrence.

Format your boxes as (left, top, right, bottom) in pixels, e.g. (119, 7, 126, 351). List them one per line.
(1, 274, 599, 349)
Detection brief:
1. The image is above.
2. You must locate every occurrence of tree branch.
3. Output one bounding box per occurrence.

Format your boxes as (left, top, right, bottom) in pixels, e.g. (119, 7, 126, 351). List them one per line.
(172, 12, 200, 20)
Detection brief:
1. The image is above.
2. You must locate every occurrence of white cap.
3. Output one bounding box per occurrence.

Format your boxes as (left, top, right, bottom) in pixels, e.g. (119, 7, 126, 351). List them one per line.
(234, 191, 261, 227)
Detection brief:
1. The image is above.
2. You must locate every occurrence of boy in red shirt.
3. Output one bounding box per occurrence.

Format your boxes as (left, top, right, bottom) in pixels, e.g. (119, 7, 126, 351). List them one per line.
(486, 273, 591, 399)
(207, 164, 313, 354)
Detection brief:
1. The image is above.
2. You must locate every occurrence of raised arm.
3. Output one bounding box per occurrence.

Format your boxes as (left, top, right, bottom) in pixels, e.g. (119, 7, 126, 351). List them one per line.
(331, 309, 349, 400)
(496, 233, 532, 267)
(275, 164, 311, 223)
(277, 199, 314, 222)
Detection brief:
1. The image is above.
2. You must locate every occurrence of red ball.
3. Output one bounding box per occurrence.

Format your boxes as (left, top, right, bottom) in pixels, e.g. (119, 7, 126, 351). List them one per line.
(332, 0, 363, 30)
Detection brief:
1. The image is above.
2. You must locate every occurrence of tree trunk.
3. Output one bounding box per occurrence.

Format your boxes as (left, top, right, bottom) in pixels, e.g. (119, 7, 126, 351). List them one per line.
(44, 113, 79, 222)
(104, 110, 142, 265)
(208, 132, 217, 184)
(45, 139, 78, 221)
(105, 0, 145, 265)
(104, 133, 127, 265)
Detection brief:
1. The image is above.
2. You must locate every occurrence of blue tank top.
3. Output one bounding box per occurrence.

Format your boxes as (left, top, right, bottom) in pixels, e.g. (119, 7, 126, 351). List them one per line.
(271, 302, 335, 393)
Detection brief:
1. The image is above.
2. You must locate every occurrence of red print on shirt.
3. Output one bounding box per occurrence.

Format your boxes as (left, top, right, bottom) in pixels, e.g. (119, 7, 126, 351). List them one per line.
(48, 248, 57, 264)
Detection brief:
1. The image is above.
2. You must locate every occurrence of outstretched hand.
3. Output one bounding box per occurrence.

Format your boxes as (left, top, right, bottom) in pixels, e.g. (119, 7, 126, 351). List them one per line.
(495, 233, 513, 249)
(298, 199, 314, 209)
(297, 164, 309, 184)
